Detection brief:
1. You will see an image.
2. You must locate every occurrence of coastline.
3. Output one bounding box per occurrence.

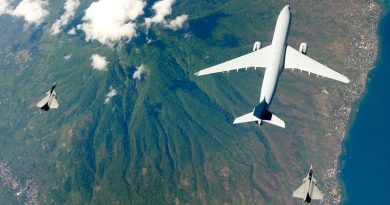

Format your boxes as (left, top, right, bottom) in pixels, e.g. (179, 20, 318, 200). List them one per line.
(321, 1, 382, 204)
(338, 81, 367, 204)
(339, 1, 389, 204)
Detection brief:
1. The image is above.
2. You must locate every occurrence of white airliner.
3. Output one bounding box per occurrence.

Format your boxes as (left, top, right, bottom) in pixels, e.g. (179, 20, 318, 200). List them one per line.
(194, 5, 349, 128)
(293, 165, 323, 203)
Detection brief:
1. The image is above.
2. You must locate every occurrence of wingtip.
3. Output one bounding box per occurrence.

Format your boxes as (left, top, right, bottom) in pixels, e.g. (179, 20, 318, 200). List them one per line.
(194, 71, 200, 76)
(278, 121, 286, 128)
(343, 76, 350, 84)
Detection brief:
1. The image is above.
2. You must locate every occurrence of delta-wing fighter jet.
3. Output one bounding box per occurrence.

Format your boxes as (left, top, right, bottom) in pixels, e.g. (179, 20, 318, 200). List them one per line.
(293, 165, 323, 203)
(194, 5, 349, 128)
(37, 82, 59, 111)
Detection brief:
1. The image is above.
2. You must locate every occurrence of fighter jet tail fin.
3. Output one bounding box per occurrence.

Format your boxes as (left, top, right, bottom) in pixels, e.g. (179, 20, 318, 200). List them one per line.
(233, 111, 285, 128)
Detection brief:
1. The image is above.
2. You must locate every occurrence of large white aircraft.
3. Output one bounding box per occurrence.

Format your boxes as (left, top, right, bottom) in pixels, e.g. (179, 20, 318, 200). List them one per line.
(194, 5, 349, 128)
(293, 165, 323, 203)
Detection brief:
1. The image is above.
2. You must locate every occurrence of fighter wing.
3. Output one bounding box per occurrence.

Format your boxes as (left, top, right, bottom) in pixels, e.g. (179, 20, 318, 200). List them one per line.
(285, 46, 350, 83)
(37, 95, 49, 108)
(292, 181, 309, 199)
(311, 184, 323, 200)
(195, 45, 271, 76)
(49, 97, 59, 109)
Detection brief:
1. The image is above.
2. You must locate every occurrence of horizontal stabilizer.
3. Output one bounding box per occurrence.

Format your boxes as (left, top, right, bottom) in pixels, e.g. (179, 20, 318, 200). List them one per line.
(233, 111, 285, 128)
(263, 112, 285, 128)
(233, 112, 259, 124)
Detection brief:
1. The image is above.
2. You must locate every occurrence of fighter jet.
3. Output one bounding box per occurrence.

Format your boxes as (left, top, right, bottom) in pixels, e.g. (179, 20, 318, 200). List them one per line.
(293, 165, 323, 203)
(194, 5, 349, 128)
(37, 82, 59, 111)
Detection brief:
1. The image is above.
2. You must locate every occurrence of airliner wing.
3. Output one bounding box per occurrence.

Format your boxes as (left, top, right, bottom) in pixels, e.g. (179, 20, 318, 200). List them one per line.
(285, 46, 350, 83)
(195, 46, 271, 76)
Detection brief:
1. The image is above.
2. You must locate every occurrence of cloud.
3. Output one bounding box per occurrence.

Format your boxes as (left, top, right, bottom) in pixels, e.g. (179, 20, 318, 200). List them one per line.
(165, 14, 188, 30)
(90, 54, 108, 71)
(63, 54, 71, 60)
(51, 0, 80, 35)
(78, 0, 146, 46)
(144, 0, 175, 27)
(0, 0, 12, 14)
(144, 0, 187, 31)
(104, 87, 117, 104)
(12, 0, 49, 25)
(0, 0, 49, 25)
(72, 0, 187, 46)
(133, 64, 147, 81)
(67, 27, 76, 35)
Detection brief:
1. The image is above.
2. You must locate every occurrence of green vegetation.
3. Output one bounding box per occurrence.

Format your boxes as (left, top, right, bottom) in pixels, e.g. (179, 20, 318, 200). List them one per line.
(0, 0, 355, 204)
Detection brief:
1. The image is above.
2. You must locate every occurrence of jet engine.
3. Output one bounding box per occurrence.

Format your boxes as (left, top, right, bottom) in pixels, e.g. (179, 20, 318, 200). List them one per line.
(299, 42, 308, 55)
(253, 41, 261, 52)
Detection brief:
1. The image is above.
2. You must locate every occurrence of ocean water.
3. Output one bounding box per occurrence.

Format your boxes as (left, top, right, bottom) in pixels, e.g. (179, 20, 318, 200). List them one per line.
(341, 4, 390, 205)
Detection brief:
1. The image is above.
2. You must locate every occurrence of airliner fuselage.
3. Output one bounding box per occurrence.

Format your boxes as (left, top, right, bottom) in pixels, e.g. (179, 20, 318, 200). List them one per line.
(260, 5, 290, 106)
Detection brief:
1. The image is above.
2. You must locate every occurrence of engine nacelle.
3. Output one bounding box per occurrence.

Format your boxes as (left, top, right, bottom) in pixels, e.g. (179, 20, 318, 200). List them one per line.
(253, 41, 261, 52)
(299, 42, 308, 55)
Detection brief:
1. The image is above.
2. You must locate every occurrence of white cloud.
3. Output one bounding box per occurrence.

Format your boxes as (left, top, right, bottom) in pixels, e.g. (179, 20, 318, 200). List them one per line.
(67, 27, 76, 35)
(51, 0, 80, 35)
(165, 14, 188, 30)
(12, 0, 49, 25)
(0, 0, 49, 25)
(104, 87, 117, 104)
(144, 0, 175, 27)
(63, 54, 71, 60)
(78, 0, 146, 46)
(133, 64, 147, 81)
(90, 54, 108, 71)
(0, 0, 12, 14)
(144, 0, 187, 31)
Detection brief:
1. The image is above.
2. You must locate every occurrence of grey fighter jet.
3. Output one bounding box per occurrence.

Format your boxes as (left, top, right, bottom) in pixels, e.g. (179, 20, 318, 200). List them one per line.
(37, 82, 59, 111)
(194, 5, 349, 128)
(293, 165, 323, 203)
